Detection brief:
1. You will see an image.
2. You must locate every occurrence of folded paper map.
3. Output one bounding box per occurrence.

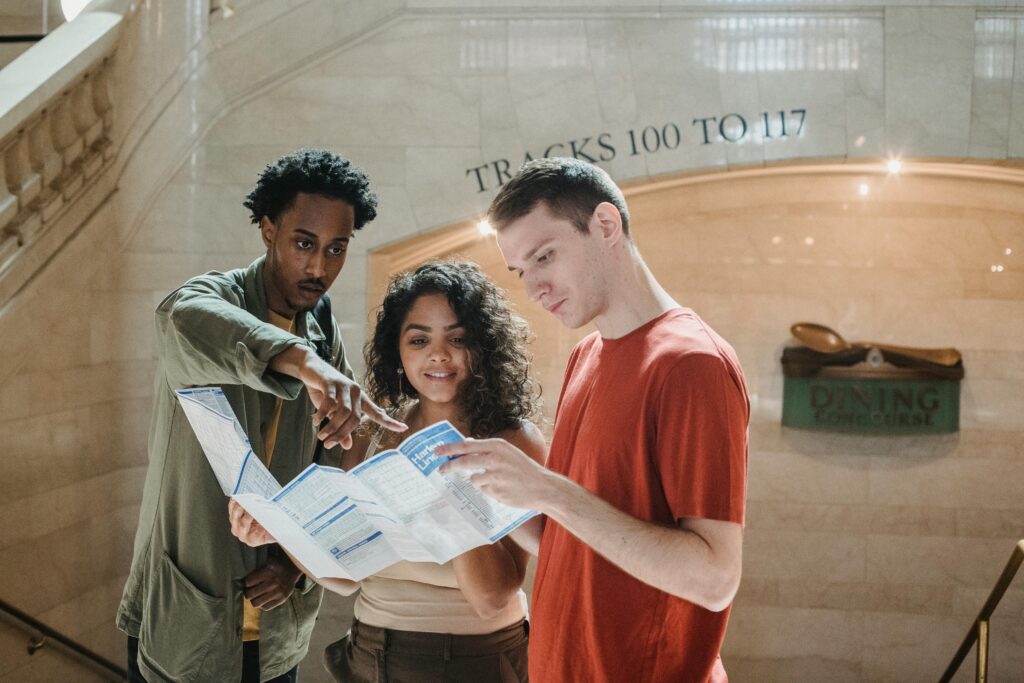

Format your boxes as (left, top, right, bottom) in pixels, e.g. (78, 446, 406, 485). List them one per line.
(176, 387, 537, 581)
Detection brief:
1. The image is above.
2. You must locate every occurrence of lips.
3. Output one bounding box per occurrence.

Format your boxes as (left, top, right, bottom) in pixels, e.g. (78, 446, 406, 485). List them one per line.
(298, 283, 324, 296)
(424, 372, 456, 380)
(545, 299, 565, 314)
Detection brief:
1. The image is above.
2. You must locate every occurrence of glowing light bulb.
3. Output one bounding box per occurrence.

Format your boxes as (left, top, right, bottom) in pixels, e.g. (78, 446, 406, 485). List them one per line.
(477, 220, 494, 236)
(886, 159, 902, 174)
(858, 183, 870, 197)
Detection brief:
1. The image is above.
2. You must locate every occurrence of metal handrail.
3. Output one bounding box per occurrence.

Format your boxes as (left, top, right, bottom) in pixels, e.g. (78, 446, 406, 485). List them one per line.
(939, 539, 1024, 683)
(0, 597, 127, 680)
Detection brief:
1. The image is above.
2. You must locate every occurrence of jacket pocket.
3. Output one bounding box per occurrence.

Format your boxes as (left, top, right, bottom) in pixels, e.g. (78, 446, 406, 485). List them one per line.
(139, 552, 227, 683)
(290, 581, 324, 650)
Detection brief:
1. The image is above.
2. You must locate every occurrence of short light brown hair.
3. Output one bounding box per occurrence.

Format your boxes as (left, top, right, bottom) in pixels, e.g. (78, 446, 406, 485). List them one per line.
(488, 157, 630, 236)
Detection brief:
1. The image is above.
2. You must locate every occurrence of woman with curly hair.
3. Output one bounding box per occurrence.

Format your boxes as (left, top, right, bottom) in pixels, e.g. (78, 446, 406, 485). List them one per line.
(321, 260, 545, 683)
(316, 259, 545, 683)
(232, 260, 545, 682)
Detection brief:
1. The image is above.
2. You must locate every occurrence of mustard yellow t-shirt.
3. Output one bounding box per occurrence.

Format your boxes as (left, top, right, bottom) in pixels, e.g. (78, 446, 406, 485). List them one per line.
(242, 310, 295, 641)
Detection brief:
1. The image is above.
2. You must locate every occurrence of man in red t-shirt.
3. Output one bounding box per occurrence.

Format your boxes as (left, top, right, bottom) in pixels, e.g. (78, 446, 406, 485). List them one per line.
(440, 158, 749, 683)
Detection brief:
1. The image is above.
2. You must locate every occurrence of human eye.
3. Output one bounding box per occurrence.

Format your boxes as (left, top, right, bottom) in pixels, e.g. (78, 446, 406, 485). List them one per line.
(449, 336, 466, 346)
(328, 244, 347, 256)
(408, 336, 428, 347)
(296, 239, 313, 250)
(537, 249, 553, 264)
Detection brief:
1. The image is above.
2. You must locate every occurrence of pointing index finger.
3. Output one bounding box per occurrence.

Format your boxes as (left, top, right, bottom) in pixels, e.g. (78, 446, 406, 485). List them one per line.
(361, 395, 408, 432)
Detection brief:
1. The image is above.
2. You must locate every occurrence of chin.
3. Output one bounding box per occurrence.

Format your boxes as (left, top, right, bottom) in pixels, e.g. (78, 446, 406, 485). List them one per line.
(425, 392, 459, 406)
(293, 293, 323, 311)
(414, 388, 459, 406)
(289, 301, 316, 314)
(556, 311, 585, 329)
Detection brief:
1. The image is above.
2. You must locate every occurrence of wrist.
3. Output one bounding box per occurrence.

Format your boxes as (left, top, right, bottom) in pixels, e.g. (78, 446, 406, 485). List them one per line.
(271, 548, 302, 579)
(534, 470, 574, 518)
(269, 342, 315, 378)
(294, 344, 319, 371)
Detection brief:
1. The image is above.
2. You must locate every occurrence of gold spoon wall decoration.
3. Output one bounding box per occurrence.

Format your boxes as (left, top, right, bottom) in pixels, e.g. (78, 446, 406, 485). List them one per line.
(790, 322, 962, 367)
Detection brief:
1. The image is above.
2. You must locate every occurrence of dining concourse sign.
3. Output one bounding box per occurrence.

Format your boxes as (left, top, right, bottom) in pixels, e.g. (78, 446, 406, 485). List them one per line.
(781, 324, 964, 435)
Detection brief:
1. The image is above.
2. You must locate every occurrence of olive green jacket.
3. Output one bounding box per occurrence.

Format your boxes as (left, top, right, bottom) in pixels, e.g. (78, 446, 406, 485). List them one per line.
(116, 256, 350, 683)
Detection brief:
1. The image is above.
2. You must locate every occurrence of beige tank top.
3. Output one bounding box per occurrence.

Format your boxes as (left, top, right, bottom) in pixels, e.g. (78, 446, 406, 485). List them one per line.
(352, 425, 528, 634)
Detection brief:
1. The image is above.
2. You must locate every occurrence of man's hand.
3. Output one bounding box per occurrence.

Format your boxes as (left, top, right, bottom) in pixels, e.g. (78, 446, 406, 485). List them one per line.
(437, 438, 565, 511)
(229, 499, 274, 547)
(270, 345, 406, 449)
(442, 437, 744, 611)
(243, 555, 303, 610)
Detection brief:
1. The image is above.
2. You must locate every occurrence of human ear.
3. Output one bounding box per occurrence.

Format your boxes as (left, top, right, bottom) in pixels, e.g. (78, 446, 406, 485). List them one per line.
(591, 202, 623, 242)
(259, 215, 276, 249)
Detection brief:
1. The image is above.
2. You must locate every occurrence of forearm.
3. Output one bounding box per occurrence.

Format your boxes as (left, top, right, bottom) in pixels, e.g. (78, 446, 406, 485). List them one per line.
(268, 342, 318, 380)
(158, 289, 306, 392)
(318, 576, 362, 596)
(280, 545, 361, 596)
(541, 476, 742, 611)
(509, 516, 542, 556)
(451, 543, 524, 619)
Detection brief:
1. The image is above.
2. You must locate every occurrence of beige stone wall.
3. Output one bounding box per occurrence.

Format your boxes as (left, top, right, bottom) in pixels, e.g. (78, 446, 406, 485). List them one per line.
(0, 2, 216, 678)
(0, 200, 143, 680)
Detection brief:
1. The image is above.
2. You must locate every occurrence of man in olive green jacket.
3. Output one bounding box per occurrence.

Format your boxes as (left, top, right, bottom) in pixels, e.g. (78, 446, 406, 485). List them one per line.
(116, 150, 404, 683)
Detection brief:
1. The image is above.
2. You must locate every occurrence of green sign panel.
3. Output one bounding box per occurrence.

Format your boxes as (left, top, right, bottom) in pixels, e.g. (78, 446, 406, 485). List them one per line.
(782, 376, 960, 434)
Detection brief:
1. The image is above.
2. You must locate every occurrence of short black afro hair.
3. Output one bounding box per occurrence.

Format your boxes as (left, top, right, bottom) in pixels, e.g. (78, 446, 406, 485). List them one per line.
(243, 148, 378, 230)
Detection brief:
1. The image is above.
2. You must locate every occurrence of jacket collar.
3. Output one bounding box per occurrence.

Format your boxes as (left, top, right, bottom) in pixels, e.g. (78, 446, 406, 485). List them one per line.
(244, 256, 327, 344)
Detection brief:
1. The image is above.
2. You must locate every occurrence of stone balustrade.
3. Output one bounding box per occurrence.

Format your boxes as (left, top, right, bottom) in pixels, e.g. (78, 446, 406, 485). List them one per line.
(0, 9, 121, 293)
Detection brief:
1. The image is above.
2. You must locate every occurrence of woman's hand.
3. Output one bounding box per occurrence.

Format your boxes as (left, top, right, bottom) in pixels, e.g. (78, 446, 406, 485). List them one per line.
(228, 499, 274, 547)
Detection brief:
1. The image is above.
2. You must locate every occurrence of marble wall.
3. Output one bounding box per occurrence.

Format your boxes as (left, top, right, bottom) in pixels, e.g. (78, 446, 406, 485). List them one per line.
(184, 7, 1024, 366)
(1, 2, 1023, 681)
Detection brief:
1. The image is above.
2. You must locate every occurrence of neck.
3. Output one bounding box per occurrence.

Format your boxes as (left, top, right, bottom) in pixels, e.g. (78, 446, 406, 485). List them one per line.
(407, 399, 469, 434)
(261, 258, 295, 318)
(593, 247, 678, 340)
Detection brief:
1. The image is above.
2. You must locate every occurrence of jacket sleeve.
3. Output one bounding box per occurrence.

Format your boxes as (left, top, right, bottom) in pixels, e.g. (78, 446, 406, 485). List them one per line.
(156, 276, 309, 397)
(313, 315, 353, 469)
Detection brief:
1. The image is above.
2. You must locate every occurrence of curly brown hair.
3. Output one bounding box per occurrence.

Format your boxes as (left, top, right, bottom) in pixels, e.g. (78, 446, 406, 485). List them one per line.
(364, 260, 539, 438)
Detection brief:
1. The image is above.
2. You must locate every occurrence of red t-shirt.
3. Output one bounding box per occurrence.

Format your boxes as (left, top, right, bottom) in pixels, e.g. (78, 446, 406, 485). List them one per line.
(529, 308, 749, 683)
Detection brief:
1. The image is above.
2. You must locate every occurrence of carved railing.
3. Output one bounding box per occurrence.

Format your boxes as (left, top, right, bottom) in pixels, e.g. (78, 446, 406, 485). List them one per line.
(0, 62, 114, 261)
(0, 9, 122, 295)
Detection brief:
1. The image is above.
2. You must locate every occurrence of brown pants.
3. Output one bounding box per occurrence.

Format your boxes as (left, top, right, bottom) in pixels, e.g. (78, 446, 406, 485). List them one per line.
(324, 618, 529, 683)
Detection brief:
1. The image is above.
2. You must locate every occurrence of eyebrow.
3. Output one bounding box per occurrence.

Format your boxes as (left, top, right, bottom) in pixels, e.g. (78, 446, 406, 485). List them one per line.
(295, 228, 349, 243)
(403, 322, 465, 332)
(507, 239, 553, 272)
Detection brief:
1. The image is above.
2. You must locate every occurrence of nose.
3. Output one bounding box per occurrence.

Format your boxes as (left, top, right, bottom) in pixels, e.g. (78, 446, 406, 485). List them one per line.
(307, 250, 327, 279)
(524, 272, 548, 303)
(427, 340, 451, 362)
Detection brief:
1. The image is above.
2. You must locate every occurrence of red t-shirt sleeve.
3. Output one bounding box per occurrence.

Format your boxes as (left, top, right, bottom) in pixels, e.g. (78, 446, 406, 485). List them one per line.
(653, 351, 749, 526)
